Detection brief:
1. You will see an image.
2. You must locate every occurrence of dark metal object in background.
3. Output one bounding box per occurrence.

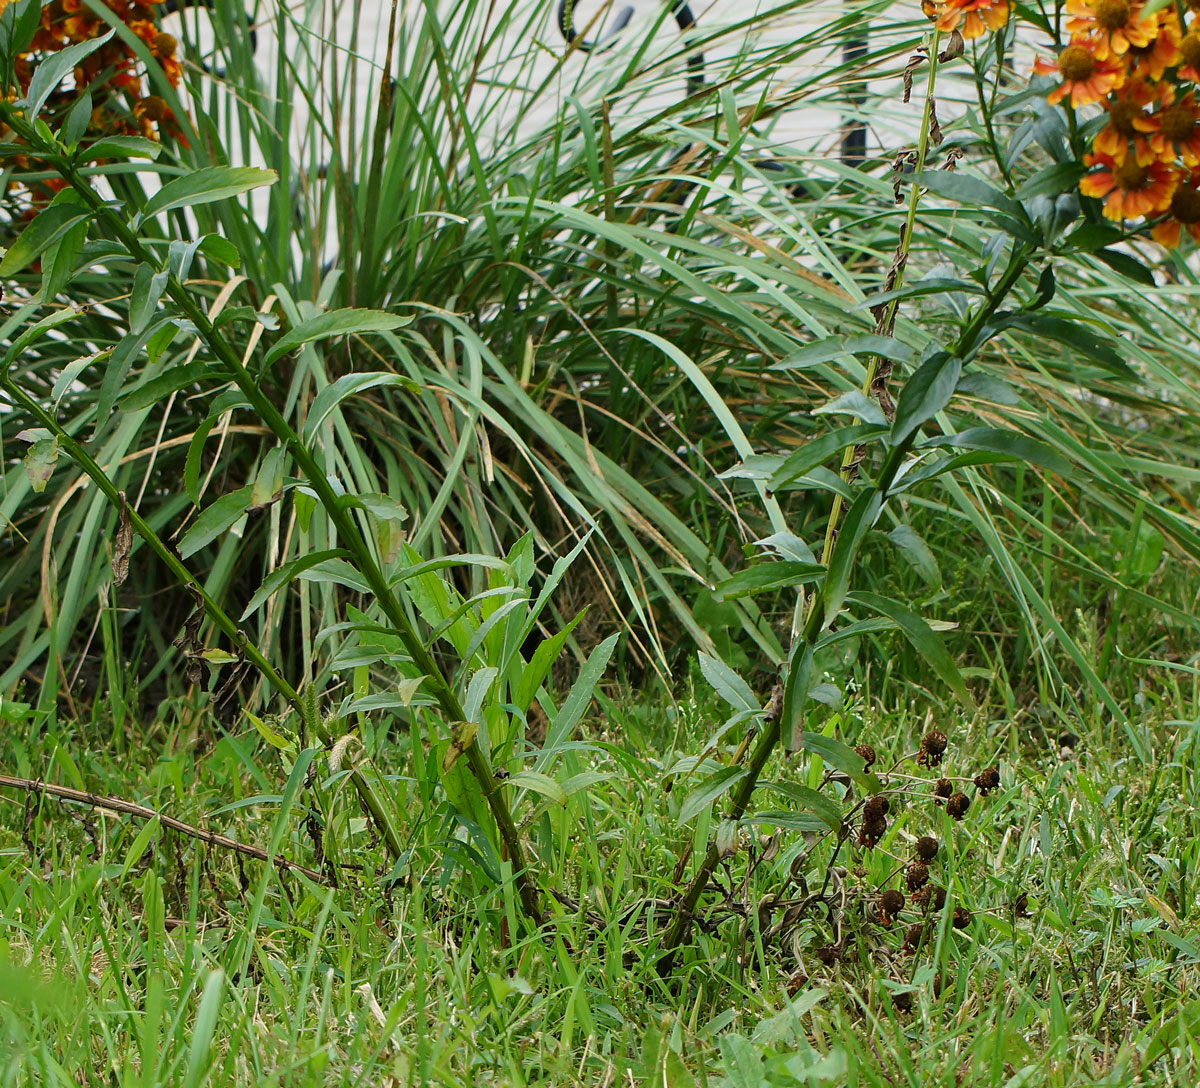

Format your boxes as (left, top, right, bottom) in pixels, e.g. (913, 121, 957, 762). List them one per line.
(558, 0, 706, 97)
(841, 31, 869, 166)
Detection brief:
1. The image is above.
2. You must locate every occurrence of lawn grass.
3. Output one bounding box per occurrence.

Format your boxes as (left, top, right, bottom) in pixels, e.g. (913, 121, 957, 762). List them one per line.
(3, 638, 1200, 1086)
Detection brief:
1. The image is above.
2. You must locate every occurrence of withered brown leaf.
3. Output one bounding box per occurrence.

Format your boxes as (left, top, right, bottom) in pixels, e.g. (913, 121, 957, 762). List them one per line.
(112, 492, 133, 587)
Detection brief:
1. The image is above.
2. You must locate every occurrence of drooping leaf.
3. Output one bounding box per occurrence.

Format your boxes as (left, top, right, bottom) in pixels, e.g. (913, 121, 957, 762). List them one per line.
(508, 770, 567, 805)
(266, 310, 412, 368)
(848, 591, 973, 707)
(812, 390, 887, 426)
(887, 524, 941, 587)
(18, 431, 58, 492)
(917, 169, 1024, 218)
(764, 782, 843, 831)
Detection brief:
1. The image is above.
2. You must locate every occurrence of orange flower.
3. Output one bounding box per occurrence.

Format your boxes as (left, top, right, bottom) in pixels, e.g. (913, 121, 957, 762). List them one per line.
(1151, 169, 1200, 246)
(1180, 28, 1200, 81)
(1034, 39, 1126, 107)
(1127, 10, 1182, 80)
(1093, 78, 1157, 163)
(1065, 0, 1158, 60)
(1080, 151, 1179, 219)
(1134, 88, 1200, 165)
(925, 0, 1013, 40)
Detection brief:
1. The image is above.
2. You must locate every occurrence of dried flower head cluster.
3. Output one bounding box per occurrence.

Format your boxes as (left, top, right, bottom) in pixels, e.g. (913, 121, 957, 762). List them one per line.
(5, 0, 186, 196)
(847, 727, 1008, 960)
(931, 0, 1200, 246)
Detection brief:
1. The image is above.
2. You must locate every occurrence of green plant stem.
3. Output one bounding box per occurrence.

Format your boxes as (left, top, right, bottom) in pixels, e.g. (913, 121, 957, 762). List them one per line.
(656, 713, 783, 974)
(656, 33, 1046, 974)
(0, 374, 407, 862)
(815, 31, 942, 572)
(0, 106, 541, 925)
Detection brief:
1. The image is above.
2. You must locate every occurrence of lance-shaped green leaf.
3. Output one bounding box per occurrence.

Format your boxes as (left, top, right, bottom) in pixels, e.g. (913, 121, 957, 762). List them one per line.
(821, 489, 883, 629)
(677, 765, 751, 825)
(764, 781, 844, 831)
(179, 485, 253, 558)
(240, 549, 350, 619)
(890, 351, 962, 448)
(137, 166, 277, 223)
(19, 30, 114, 118)
(713, 560, 824, 601)
(0, 204, 91, 276)
(847, 591, 973, 707)
(508, 771, 567, 806)
(266, 310, 412, 368)
(771, 335, 913, 371)
(768, 423, 888, 491)
(799, 733, 881, 791)
(698, 651, 759, 713)
(916, 170, 1025, 218)
(918, 426, 1075, 478)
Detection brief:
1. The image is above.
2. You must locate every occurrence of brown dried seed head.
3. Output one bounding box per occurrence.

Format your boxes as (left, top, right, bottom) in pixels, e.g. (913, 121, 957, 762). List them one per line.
(974, 767, 1001, 795)
(918, 730, 947, 767)
(952, 906, 971, 929)
(863, 795, 890, 821)
(947, 792, 970, 820)
(859, 815, 887, 848)
(915, 835, 939, 861)
(814, 944, 841, 966)
(933, 778, 953, 804)
(914, 885, 947, 911)
(855, 743, 877, 770)
(905, 862, 930, 891)
(903, 922, 927, 951)
(879, 889, 905, 925)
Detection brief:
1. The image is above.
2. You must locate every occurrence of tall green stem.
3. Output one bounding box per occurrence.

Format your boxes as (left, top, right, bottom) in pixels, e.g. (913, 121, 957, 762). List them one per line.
(0, 105, 541, 924)
(656, 31, 1047, 975)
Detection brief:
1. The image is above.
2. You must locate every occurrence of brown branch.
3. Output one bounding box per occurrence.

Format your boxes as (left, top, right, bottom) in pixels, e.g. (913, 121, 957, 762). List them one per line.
(0, 774, 327, 885)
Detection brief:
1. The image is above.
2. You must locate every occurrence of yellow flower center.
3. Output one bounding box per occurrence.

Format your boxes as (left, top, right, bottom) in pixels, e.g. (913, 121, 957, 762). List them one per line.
(1114, 159, 1150, 191)
(135, 96, 166, 122)
(1171, 185, 1200, 223)
(1181, 32, 1200, 69)
(1059, 44, 1098, 82)
(1107, 98, 1144, 136)
(1093, 0, 1132, 30)
(1159, 103, 1197, 143)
